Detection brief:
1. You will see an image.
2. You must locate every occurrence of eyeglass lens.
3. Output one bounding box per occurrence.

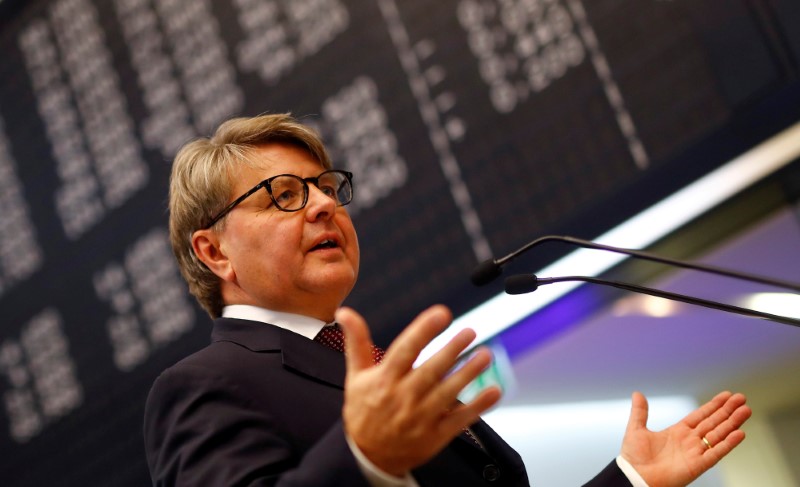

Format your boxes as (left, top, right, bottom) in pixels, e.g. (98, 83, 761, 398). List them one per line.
(269, 171, 352, 211)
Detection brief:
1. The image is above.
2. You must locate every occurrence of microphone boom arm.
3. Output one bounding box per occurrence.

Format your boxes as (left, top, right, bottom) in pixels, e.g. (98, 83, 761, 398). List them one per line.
(526, 275, 800, 328)
(478, 234, 800, 327)
(492, 235, 800, 293)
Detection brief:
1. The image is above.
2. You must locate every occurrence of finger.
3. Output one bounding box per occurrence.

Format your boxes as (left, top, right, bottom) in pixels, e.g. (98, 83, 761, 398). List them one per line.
(336, 307, 378, 373)
(423, 347, 493, 409)
(625, 391, 649, 434)
(439, 386, 502, 435)
(410, 328, 477, 391)
(700, 429, 746, 468)
(695, 393, 747, 436)
(682, 391, 733, 429)
(381, 305, 453, 378)
(702, 402, 752, 449)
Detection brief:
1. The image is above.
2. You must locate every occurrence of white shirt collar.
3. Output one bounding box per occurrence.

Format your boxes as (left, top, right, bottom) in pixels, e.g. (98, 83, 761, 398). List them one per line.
(221, 304, 331, 340)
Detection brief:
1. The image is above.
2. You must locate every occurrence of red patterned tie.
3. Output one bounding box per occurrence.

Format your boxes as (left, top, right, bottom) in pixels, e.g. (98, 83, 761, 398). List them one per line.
(314, 324, 385, 364)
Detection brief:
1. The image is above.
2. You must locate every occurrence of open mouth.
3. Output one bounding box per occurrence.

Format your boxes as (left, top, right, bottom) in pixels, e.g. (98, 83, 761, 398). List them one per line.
(311, 239, 339, 251)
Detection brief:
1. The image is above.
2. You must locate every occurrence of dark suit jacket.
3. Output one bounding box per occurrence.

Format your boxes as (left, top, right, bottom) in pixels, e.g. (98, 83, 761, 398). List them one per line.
(144, 318, 631, 486)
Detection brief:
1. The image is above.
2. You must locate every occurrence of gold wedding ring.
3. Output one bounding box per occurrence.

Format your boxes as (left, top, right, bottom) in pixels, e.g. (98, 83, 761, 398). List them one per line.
(702, 436, 712, 450)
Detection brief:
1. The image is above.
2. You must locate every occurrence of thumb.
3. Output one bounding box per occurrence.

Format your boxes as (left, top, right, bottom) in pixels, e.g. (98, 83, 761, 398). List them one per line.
(626, 391, 649, 433)
(335, 307, 376, 373)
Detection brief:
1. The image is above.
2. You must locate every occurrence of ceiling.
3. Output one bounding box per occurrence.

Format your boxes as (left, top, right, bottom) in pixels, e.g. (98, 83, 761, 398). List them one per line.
(502, 203, 800, 412)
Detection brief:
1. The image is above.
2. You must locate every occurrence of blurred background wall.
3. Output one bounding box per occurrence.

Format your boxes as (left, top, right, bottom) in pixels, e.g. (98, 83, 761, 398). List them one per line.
(1, 0, 799, 485)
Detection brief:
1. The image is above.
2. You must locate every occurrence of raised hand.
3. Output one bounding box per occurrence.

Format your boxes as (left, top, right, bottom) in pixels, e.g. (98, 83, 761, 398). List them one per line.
(621, 391, 752, 487)
(336, 305, 501, 477)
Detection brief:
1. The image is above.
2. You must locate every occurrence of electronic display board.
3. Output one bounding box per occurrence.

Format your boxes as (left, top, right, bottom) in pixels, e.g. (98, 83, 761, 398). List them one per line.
(1, 0, 799, 484)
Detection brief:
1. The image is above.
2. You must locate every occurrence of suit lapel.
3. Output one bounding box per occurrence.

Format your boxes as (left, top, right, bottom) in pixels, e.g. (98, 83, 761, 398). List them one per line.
(212, 317, 346, 389)
(280, 327, 346, 389)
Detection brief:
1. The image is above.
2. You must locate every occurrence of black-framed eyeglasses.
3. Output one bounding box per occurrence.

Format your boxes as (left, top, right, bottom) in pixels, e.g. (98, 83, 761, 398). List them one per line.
(203, 169, 353, 229)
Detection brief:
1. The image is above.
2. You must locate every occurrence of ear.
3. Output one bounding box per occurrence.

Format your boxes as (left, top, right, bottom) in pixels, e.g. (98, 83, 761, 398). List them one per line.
(192, 229, 236, 283)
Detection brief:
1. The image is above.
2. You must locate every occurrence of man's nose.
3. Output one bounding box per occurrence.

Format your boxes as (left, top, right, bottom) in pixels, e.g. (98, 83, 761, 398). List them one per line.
(304, 183, 336, 220)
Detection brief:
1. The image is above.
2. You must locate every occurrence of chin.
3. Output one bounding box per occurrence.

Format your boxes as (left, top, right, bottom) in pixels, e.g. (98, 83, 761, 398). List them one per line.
(307, 268, 357, 295)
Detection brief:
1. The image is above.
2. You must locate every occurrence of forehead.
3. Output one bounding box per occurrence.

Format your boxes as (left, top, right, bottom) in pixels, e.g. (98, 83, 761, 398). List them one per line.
(237, 142, 324, 179)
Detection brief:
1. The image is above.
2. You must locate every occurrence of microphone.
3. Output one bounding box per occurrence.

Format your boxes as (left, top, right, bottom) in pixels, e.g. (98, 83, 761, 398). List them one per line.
(471, 234, 800, 327)
(504, 274, 800, 328)
(471, 258, 504, 287)
(472, 235, 800, 293)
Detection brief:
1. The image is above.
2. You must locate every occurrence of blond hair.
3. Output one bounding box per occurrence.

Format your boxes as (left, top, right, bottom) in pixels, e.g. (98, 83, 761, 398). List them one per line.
(169, 113, 333, 318)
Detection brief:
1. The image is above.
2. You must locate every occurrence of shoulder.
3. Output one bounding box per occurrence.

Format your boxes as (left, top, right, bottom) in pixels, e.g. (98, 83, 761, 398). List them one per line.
(175, 338, 276, 372)
(156, 316, 285, 384)
(146, 339, 280, 406)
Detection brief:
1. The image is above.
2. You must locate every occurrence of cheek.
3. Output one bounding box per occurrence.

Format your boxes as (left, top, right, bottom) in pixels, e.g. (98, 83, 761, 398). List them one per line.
(241, 220, 302, 264)
(349, 231, 360, 268)
(340, 217, 360, 263)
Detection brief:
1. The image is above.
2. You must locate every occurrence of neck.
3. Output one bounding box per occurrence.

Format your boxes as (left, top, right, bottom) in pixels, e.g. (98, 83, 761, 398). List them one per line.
(220, 283, 343, 323)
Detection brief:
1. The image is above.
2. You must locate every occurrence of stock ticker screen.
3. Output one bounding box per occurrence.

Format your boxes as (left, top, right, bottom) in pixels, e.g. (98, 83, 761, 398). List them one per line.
(1, 0, 799, 484)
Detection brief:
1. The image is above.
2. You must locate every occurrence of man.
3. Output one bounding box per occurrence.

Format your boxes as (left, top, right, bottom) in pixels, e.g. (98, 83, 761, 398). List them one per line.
(144, 113, 752, 486)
